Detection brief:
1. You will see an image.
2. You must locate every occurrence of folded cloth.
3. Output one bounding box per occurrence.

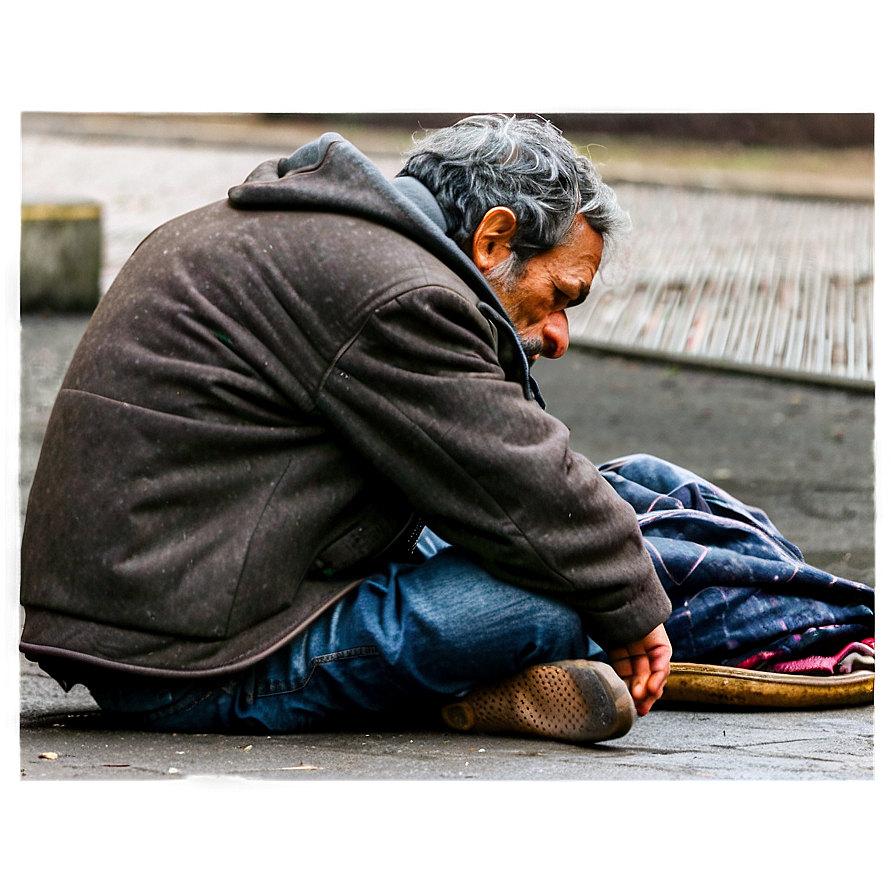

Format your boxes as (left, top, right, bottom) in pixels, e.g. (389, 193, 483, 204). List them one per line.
(835, 647, 875, 674)
(729, 628, 874, 673)
(763, 637, 874, 675)
(599, 455, 874, 667)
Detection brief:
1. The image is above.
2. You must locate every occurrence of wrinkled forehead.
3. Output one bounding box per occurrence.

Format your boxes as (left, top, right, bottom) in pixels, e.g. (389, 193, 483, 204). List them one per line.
(556, 217, 604, 275)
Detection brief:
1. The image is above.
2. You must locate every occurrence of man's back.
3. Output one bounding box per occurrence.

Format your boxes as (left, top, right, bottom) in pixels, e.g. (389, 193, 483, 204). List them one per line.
(20, 153, 490, 677)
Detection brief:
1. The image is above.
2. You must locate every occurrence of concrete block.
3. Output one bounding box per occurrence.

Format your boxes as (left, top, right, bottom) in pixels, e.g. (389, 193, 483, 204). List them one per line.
(21, 198, 102, 312)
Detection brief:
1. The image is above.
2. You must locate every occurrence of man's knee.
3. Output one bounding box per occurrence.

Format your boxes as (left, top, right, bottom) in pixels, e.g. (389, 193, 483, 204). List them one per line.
(390, 548, 589, 664)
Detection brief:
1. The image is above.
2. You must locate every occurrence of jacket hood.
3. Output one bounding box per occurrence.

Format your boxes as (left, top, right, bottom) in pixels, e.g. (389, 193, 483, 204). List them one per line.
(227, 133, 542, 404)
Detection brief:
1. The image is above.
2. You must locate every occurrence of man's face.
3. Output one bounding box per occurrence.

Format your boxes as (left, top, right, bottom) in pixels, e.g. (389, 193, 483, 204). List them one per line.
(485, 216, 604, 364)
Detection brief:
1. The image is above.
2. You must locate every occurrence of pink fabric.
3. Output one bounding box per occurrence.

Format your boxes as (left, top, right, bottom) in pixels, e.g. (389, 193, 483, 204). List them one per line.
(768, 638, 874, 675)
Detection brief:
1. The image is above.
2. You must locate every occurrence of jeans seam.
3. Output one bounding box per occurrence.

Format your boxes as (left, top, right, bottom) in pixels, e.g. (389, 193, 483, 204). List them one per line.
(254, 645, 379, 698)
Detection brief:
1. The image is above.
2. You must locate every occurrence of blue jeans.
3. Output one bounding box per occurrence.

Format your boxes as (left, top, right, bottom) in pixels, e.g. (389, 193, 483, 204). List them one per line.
(89, 530, 595, 733)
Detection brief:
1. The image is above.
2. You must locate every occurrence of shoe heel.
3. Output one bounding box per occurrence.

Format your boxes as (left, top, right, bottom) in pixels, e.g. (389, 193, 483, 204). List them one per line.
(441, 702, 474, 731)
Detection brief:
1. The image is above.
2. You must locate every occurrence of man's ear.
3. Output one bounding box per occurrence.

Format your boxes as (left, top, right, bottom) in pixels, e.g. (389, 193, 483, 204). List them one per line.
(470, 207, 518, 274)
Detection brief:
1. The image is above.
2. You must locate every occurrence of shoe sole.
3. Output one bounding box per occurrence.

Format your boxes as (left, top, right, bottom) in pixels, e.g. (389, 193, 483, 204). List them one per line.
(661, 662, 875, 708)
(441, 660, 635, 743)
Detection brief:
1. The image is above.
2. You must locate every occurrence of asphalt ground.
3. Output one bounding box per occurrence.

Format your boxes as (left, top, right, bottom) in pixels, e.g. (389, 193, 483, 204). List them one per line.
(7, 115, 889, 892)
(16, 314, 876, 782)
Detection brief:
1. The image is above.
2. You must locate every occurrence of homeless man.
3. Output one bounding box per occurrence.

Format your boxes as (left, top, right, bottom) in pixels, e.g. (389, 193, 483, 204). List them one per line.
(20, 114, 676, 742)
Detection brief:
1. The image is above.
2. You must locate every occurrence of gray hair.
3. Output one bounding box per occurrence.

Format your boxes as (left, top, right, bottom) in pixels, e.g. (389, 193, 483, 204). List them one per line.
(398, 114, 631, 275)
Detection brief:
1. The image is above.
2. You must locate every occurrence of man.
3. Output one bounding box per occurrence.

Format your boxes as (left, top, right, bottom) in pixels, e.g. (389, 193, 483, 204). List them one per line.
(20, 114, 673, 742)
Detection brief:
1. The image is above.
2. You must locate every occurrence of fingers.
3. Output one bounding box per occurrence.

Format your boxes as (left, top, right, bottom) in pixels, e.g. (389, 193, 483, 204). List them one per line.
(606, 647, 639, 690)
(608, 625, 673, 716)
(638, 634, 672, 715)
(631, 657, 664, 715)
(607, 649, 650, 708)
(628, 651, 652, 702)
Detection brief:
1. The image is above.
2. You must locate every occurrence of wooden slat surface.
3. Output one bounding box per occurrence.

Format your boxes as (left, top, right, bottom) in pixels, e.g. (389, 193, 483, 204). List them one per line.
(570, 184, 874, 387)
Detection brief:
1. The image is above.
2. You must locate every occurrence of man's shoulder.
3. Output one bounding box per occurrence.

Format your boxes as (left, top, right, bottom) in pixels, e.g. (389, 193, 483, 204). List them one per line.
(319, 214, 478, 303)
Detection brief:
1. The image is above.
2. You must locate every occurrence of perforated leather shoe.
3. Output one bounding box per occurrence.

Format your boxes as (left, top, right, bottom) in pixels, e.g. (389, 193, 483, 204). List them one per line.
(440, 659, 636, 743)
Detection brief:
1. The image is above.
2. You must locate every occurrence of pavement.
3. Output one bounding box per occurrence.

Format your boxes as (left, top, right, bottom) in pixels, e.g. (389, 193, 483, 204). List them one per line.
(16, 319, 878, 783)
(11, 115, 880, 787)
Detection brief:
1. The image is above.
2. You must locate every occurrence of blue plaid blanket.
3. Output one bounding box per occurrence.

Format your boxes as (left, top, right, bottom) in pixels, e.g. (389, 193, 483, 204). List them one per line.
(599, 454, 874, 667)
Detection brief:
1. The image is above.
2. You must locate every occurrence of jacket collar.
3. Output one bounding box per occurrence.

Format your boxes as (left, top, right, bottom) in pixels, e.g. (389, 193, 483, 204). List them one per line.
(390, 175, 448, 232)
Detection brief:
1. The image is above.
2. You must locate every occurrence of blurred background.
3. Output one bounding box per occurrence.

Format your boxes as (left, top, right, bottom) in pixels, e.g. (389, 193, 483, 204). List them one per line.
(21, 110, 875, 384)
(251, 111, 876, 141)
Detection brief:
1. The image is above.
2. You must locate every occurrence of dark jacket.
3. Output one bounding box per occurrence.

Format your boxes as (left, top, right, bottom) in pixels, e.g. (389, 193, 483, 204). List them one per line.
(19, 133, 671, 680)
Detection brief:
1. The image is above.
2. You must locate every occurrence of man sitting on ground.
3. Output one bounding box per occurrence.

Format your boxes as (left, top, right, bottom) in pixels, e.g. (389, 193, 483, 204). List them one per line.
(20, 114, 678, 740)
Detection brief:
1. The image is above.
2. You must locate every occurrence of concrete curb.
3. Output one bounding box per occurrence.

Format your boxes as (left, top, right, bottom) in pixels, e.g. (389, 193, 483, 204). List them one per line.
(20, 197, 102, 311)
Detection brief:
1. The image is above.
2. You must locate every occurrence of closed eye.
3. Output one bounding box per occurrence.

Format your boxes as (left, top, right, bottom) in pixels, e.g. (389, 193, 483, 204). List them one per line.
(556, 283, 589, 309)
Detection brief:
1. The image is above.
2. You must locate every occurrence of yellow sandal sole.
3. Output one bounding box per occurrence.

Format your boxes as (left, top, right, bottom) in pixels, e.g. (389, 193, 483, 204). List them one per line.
(660, 662, 874, 708)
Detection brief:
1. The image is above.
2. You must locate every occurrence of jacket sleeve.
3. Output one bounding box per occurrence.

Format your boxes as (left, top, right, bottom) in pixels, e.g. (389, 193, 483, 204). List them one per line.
(312, 284, 671, 649)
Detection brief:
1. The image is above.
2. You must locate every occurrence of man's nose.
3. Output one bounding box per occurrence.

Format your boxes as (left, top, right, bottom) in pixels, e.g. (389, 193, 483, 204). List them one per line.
(541, 310, 570, 359)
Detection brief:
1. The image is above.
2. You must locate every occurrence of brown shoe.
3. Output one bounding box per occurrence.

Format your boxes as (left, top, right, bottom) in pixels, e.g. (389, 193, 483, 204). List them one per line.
(440, 660, 635, 743)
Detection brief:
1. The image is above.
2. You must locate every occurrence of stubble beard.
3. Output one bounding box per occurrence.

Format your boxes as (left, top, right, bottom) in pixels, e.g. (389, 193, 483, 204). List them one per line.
(483, 263, 543, 365)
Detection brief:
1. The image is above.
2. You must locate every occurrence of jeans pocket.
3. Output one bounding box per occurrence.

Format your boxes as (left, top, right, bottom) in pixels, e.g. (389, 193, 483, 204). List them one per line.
(251, 645, 380, 698)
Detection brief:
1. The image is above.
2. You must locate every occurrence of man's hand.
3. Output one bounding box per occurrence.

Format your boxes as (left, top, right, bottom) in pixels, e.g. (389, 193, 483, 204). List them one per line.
(606, 624, 672, 716)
